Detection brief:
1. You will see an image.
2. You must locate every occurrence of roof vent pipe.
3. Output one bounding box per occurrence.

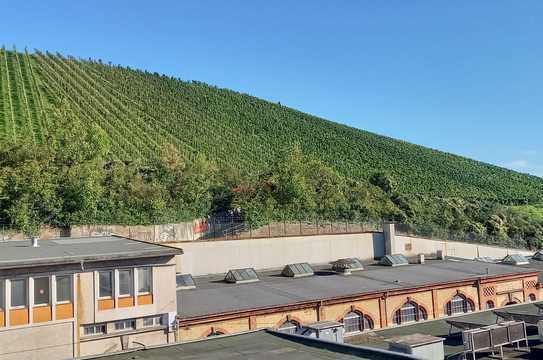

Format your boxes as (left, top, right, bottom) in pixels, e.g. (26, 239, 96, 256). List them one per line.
(32, 236, 39, 247)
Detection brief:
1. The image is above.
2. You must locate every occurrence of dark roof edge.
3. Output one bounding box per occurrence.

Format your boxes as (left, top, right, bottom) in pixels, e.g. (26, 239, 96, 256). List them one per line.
(266, 329, 419, 359)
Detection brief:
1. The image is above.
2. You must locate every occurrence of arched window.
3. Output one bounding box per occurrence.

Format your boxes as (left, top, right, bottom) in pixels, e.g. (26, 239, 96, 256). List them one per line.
(394, 301, 428, 325)
(528, 294, 536, 302)
(342, 311, 374, 334)
(278, 320, 300, 334)
(446, 295, 475, 316)
(485, 300, 495, 309)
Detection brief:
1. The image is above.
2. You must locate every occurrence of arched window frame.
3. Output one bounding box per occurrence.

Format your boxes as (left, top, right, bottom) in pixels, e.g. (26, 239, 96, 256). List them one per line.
(342, 311, 374, 334)
(485, 300, 495, 309)
(446, 294, 475, 316)
(207, 330, 225, 337)
(278, 320, 300, 334)
(528, 293, 537, 302)
(394, 301, 428, 325)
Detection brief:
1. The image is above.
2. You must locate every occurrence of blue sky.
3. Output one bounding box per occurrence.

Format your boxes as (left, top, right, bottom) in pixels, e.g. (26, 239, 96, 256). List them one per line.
(2, 1, 542, 176)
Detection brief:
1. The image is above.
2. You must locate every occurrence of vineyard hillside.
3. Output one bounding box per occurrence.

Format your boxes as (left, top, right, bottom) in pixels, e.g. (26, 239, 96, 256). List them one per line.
(0, 47, 542, 204)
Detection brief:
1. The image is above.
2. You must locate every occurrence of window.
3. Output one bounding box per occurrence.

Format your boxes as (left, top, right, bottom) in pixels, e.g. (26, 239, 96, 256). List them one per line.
(485, 300, 495, 309)
(0, 280, 4, 310)
(98, 271, 113, 298)
(278, 320, 300, 334)
(343, 311, 374, 334)
(56, 275, 72, 303)
(446, 295, 475, 316)
(528, 294, 536, 302)
(394, 301, 427, 325)
(118, 270, 133, 297)
(11, 279, 27, 307)
(138, 268, 152, 294)
(114, 319, 136, 331)
(83, 324, 106, 336)
(34, 277, 50, 305)
(143, 315, 163, 328)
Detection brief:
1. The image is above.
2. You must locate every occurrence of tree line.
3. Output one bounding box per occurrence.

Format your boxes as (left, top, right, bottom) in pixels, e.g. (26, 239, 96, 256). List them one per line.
(1, 102, 542, 249)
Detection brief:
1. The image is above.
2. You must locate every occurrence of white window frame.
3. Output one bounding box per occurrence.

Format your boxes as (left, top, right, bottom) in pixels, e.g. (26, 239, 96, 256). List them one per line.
(142, 315, 163, 328)
(55, 275, 73, 304)
(10, 278, 28, 309)
(0, 279, 4, 311)
(98, 271, 114, 299)
(137, 267, 152, 295)
(33, 276, 51, 307)
(118, 269, 134, 298)
(83, 323, 107, 337)
(114, 319, 136, 332)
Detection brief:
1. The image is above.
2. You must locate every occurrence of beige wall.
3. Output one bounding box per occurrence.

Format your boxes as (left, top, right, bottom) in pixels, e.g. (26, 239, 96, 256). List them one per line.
(78, 259, 178, 325)
(79, 329, 168, 357)
(396, 235, 533, 259)
(0, 321, 74, 360)
(174, 233, 385, 275)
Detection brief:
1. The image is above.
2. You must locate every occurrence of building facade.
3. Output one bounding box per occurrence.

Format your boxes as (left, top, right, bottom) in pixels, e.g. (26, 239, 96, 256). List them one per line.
(0, 236, 182, 360)
(177, 261, 540, 341)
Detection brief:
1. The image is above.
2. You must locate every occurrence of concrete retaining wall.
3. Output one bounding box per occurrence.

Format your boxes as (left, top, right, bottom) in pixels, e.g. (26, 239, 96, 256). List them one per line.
(396, 235, 533, 259)
(173, 233, 385, 275)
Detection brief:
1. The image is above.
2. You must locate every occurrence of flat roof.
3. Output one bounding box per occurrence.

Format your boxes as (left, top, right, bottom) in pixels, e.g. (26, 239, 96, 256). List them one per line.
(349, 301, 543, 359)
(0, 235, 182, 270)
(83, 329, 418, 360)
(178, 259, 536, 320)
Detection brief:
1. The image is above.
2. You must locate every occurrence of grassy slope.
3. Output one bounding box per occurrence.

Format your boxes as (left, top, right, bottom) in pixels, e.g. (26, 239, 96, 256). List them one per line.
(0, 48, 542, 204)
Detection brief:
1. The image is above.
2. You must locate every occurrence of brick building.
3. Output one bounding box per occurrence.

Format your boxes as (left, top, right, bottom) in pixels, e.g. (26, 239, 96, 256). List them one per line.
(176, 258, 540, 341)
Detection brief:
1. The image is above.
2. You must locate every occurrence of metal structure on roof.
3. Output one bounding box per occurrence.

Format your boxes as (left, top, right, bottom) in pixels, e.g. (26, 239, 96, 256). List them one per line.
(502, 254, 530, 266)
(224, 268, 259, 284)
(379, 254, 409, 267)
(330, 258, 364, 274)
(282, 263, 314, 278)
(176, 274, 196, 290)
(474, 257, 496, 263)
(532, 251, 543, 261)
(493, 309, 543, 325)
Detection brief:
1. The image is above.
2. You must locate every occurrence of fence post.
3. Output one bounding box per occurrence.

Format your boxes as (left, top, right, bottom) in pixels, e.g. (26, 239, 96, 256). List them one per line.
(299, 220, 302, 236)
(268, 223, 271, 238)
(316, 218, 319, 235)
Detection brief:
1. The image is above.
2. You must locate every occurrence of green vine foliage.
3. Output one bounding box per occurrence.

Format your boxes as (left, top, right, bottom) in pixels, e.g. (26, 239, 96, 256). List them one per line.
(0, 48, 542, 246)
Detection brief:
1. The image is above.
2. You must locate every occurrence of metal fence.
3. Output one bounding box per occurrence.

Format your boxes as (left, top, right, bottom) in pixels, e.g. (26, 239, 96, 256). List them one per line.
(199, 219, 384, 241)
(0, 219, 384, 243)
(0, 220, 532, 249)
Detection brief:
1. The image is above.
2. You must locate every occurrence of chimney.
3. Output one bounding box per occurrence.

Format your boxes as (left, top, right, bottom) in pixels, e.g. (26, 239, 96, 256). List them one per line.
(436, 250, 444, 260)
(31, 236, 39, 248)
(383, 221, 396, 255)
(419, 254, 425, 264)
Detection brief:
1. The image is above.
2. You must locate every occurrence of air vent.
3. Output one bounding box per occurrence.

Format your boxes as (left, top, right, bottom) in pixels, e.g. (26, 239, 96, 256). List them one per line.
(380, 254, 409, 267)
(176, 274, 196, 290)
(225, 268, 259, 284)
(502, 254, 529, 266)
(532, 251, 543, 261)
(282, 263, 314, 278)
(330, 258, 364, 274)
(474, 257, 495, 263)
